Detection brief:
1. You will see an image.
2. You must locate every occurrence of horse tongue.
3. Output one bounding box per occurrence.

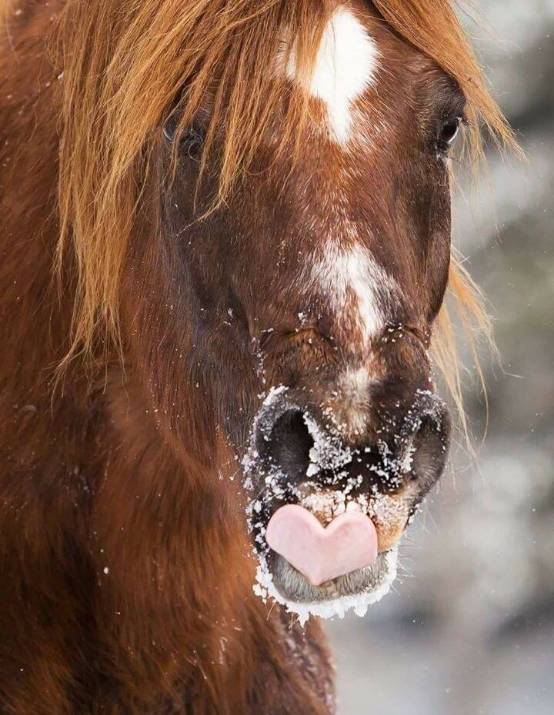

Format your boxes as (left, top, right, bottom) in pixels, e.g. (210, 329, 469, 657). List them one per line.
(265, 504, 378, 587)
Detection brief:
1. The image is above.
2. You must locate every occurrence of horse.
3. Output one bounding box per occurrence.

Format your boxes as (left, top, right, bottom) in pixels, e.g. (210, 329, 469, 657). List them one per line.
(0, 0, 514, 712)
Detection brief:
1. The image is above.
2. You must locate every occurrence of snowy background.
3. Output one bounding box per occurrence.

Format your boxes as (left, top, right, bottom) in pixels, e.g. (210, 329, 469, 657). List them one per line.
(329, 1, 554, 713)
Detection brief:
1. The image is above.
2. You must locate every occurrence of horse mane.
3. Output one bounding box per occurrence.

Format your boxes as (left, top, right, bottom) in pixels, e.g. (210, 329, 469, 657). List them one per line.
(48, 0, 516, 419)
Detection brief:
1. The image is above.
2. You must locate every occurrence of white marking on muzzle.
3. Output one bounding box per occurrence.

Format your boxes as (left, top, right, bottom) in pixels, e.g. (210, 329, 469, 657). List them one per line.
(284, 6, 379, 143)
(337, 366, 372, 436)
(312, 243, 397, 346)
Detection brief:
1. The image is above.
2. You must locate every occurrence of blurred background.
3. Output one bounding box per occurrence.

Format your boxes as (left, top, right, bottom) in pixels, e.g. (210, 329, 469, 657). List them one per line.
(329, 1, 554, 712)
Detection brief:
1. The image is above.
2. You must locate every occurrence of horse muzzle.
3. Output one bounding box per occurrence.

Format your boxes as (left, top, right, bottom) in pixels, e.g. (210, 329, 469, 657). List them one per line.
(244, 384, 450, 616)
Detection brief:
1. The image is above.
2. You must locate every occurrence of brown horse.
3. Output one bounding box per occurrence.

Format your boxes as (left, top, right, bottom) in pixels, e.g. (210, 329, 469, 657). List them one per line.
(0, 1, 514, 712)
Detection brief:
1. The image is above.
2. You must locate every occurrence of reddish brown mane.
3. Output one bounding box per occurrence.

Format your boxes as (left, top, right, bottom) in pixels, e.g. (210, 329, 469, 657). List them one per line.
(0, 1, 514, 712)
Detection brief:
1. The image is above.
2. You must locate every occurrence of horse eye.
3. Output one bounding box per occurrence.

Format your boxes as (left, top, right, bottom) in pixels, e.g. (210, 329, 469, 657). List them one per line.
(180, 124, 204, 161)
(437, 116, 462, 152)
(163, 113, 179, 142)
(163, 116, 204, 161)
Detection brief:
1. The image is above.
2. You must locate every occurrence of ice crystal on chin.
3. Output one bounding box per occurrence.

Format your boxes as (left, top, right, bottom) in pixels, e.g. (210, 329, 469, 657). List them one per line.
(252, 549, 399, 627)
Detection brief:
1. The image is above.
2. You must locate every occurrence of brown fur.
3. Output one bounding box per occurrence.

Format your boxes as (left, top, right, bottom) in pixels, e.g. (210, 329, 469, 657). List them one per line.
(0, 1, 513, 712)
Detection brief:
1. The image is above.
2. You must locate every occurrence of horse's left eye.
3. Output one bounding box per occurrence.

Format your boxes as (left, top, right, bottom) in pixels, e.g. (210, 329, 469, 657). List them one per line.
(437, 115, 463, 153)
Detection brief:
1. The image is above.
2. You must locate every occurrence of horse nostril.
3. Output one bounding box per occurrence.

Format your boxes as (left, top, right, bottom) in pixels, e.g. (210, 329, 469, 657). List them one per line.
(251, 391, 451, 495)
(256, 409, 314, 482)
(403, 397, 451, 491)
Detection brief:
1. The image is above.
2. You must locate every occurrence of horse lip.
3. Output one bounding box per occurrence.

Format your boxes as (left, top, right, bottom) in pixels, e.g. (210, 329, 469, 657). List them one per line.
(268, 547, 398, 605)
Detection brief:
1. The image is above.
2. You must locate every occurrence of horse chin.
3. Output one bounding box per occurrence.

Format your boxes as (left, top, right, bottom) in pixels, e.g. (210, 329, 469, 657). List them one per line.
(254, 546, 399, 623)
(271, 549, 398, 604)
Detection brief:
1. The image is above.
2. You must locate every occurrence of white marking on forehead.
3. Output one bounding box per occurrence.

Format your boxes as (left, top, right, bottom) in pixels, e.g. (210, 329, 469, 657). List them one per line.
(286, 6, 379, 143)
(312, 243, 396, 344)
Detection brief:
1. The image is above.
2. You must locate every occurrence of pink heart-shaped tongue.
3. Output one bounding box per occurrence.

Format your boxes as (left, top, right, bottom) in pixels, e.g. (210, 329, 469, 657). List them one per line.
(266, 504, 378, 586)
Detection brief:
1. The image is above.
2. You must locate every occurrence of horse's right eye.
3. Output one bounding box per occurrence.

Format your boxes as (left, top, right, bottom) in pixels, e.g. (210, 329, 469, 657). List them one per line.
(180, 124, 204, 162)
(163, 116, 204, 161)
(163, 113, 179, 143)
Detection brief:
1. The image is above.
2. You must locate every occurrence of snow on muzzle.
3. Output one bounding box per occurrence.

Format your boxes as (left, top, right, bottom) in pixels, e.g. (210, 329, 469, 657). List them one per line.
(244, 386, 450, 601)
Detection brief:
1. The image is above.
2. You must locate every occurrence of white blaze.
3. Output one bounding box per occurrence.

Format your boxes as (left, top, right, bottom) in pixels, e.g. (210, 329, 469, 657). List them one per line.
(285, 6, 379, 143)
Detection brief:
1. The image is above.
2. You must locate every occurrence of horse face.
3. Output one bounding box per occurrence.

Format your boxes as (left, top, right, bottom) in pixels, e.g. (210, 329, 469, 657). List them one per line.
(153, 5, 462, 612)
